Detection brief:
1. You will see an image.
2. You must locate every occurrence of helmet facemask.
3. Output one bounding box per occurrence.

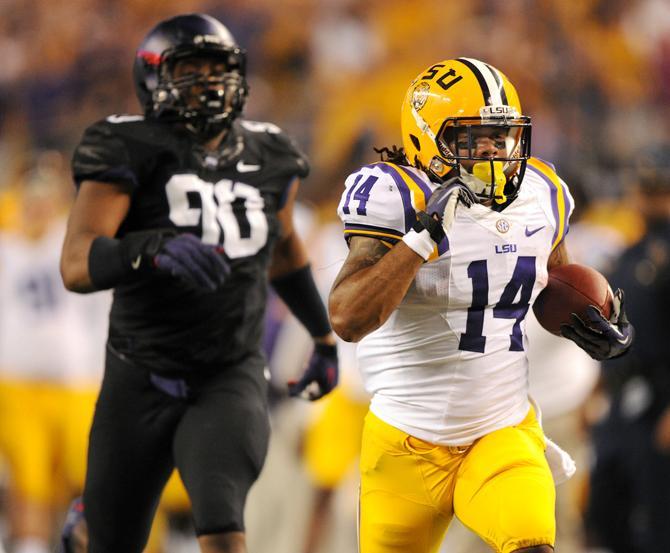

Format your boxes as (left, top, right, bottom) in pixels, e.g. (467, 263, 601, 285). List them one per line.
(435, 115, 531, 204)
(151, 46, 248, 140)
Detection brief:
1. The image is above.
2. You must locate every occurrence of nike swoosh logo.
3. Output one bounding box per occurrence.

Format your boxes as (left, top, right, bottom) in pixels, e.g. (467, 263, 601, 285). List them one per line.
(616, 332, 632, 345)
(236, 160, 261, 173)
(525, 225, 545, 237)
(131, 255, 142, 270)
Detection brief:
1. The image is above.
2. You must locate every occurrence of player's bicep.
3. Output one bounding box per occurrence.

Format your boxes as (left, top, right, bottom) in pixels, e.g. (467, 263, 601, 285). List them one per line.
(61, 180, 132, 288)
(66, 180, 132, 238)
(331, 236, 390, 291)
(269, 179, 309, 279)
(276, 178, 300, 239)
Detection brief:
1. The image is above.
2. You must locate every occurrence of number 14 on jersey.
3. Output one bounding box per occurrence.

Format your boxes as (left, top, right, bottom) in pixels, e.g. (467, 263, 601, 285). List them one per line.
(460, 256, 536, 353)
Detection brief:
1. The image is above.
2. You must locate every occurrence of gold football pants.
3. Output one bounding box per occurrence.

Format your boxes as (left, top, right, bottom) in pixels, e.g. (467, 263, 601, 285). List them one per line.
(358, 407, 555, 553)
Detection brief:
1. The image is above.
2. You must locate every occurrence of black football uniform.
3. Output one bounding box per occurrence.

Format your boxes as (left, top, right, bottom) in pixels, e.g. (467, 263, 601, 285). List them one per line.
(72, 114, 308, 374)
(74, 115, 308, 550)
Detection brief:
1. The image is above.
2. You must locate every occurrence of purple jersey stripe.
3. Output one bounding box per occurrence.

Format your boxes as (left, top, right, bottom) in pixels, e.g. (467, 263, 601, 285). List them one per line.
(437, 236, 450, 256)
(533, 157, 556, 172)
(528, 164, 561, 247)
(371, 163, 415, 232)
(398, 165, 432, 198)
(344, 223, 404, 238)
(561, 181, 572, 237)
(394, 165, 450, 257)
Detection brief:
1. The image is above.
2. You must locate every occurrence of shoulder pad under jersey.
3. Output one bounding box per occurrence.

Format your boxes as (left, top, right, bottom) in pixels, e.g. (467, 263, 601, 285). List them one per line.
(337, 162, 435, 245)
(239, 119, 309, 178)
(71, 115, 169, 189)
(525, 157, 575, 250)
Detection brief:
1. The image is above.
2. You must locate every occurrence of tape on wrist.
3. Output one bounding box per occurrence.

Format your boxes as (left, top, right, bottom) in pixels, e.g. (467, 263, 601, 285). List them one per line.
(402, 228, 435, 260)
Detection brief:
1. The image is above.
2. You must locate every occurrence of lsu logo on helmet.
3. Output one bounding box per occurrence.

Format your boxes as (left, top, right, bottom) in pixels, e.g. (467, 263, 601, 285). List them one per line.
(400, 58, 532, 204)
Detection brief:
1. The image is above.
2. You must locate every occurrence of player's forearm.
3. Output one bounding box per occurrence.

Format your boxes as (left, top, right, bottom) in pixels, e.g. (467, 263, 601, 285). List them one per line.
(60, 229, 98, 293)
(268, 228, 308, 280)
(329, 241, 423, 342)
(269, 230, 335, 341)
(61, 180, 132, 293)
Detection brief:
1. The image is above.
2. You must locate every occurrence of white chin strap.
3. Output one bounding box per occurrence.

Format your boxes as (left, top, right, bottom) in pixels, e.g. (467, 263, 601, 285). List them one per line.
(459, 171, 491, 197)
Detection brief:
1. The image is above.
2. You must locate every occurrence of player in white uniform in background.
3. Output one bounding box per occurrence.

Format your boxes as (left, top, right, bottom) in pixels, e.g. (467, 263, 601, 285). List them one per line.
(0, 170, 111, 553)
(329, 58, 634, 553)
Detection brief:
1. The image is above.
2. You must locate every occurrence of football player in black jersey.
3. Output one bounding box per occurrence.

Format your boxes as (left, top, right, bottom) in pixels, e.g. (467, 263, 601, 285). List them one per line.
(58, 13, 338, 553)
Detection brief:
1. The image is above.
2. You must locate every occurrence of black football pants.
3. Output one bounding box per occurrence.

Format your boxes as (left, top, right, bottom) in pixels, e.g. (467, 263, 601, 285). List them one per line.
(83, 345, 270, 553)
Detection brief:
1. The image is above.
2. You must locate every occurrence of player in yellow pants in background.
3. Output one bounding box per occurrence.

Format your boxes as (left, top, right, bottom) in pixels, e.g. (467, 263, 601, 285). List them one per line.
(301, 387, 368, 553)
(0, 159, 195, 553)
(0, 383, 98, 552)
(0, 167, 110, 553)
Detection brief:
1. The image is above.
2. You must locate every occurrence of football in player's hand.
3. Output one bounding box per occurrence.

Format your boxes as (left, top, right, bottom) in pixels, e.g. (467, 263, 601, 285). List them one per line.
(532, 264, 613, 336)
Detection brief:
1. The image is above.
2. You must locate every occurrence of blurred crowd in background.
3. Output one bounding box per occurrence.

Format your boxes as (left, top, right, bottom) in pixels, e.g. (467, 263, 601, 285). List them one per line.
(1, 0, 670, 208)
(0, 0, 669, 552)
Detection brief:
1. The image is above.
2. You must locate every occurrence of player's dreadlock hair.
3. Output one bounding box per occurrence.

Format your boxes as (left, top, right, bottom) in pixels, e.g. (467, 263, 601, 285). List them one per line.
(374, 145, 408, 165)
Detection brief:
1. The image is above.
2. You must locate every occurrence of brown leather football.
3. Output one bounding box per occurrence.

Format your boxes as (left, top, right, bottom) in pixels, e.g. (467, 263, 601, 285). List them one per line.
(533, 263, 613, 335)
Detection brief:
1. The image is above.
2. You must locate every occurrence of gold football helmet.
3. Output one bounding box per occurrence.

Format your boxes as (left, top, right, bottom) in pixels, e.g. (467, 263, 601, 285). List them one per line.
(400, 57, 531, 204)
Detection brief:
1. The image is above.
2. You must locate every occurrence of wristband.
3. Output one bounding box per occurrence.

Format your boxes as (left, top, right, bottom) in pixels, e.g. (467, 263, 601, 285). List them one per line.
(314, 343, 337, 359)
(402, 228, 435, 261)
(88, 236, 130, 290)
(88, 231, 169, 290)
(271, 264, 331, 337)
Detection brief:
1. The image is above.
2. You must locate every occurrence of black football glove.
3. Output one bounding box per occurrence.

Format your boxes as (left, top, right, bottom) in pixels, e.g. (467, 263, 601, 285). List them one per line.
(416, 177, 478, 243)
(288, 343, 338, 401)
(560, 288, 634, 360)
(121, 230, 230, 291)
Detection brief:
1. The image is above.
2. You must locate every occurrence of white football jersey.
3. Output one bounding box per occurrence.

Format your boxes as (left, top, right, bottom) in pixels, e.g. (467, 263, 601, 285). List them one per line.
(0, 220, 111, 385)
(337, 158, 574, 445)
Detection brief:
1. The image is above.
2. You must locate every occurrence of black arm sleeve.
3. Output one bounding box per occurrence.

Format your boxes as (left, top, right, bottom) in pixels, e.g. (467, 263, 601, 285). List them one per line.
(270, 264, 331, 337)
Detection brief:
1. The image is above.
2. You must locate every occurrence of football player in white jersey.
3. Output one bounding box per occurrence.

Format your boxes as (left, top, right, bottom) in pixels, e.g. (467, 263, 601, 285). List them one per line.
(328, 58, 634, 553)
(0, 175, 110, 553)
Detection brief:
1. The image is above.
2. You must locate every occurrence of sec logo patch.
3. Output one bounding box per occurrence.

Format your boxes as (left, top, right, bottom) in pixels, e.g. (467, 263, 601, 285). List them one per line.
(496, 219, 510, 233)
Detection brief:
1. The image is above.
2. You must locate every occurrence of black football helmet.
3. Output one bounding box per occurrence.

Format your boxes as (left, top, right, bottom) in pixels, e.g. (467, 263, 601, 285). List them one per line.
(133, 13, 248, 139)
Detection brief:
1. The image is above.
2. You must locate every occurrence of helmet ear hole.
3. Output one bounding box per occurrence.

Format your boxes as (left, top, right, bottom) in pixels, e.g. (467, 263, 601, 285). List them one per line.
(410, 134, 421, 151)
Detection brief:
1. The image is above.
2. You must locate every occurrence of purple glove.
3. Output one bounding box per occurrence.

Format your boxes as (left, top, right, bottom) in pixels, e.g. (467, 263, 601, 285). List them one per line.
(58, 497, 86, 553)
(417, 177, 478, 243)
(154, 233, 230, 291)
(560, 288, 634, 360)
(288, 343, 338, 401)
